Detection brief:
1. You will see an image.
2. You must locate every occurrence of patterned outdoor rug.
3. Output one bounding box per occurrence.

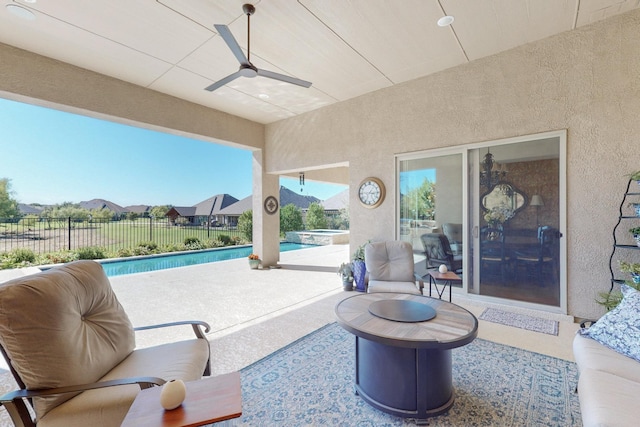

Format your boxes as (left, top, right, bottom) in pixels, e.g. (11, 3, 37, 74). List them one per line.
(479, 308, 559, 335)
(216, 322, 580, 426)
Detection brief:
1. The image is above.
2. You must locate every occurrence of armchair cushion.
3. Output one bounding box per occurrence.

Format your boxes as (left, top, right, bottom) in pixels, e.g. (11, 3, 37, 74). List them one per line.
(365, 241, 422, 295)
(0, 260, 135, 419)
(365, 241, 415, 282)
(38, 339, 210, 427)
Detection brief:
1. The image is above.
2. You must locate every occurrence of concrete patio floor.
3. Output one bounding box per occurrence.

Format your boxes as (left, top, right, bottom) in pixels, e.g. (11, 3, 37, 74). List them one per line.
(0, 243, 580, 426)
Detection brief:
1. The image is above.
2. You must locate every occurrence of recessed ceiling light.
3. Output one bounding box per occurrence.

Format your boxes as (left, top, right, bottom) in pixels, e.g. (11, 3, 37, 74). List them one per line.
(258, 94, 269, 100)
(23, 0, 37, 3)
(6, 4, 36, 20)
(437, 16, 454, 27)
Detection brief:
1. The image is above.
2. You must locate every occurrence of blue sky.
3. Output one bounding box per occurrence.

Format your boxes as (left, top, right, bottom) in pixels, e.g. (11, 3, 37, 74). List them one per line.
(0, 98, 346, 207)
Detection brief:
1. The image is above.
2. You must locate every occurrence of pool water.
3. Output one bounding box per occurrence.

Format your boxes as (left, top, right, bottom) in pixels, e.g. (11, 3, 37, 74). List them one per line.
(100, 243, 316, 277)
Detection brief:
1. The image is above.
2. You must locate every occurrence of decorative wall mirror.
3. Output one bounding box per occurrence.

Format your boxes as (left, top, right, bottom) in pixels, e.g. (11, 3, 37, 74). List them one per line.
(482, 182, 527, 220)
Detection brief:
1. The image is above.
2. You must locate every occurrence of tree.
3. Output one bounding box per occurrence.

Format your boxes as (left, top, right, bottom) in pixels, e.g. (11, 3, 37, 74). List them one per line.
(305, 202, 328, 230)
(126, 211, 140, 221)
(150, 205, 171, 220)
(238, 210, 253, 242)
(328, 207, 350, 230)
(402, 178, 436, 220)
(91, 207, 115, 222)
(42, 202, 91, 223)
(280, 204, 303, 235)
(0, 178, 20, 218)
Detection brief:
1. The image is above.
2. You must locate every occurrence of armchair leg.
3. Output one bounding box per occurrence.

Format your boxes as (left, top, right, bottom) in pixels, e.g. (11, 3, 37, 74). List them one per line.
(2, 400, 36, 427)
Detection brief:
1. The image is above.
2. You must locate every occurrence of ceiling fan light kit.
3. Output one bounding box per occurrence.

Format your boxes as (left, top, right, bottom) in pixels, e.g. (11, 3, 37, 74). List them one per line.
(205, 3, 312, 92)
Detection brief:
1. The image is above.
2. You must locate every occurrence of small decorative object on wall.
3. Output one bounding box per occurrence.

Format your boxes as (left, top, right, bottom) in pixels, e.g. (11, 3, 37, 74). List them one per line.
(264, 196, 279, 215)
(358, 177, 385, 208)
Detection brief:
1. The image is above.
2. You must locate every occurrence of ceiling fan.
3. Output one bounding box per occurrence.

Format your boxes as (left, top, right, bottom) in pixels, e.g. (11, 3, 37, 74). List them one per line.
(205, 3, 312, 92)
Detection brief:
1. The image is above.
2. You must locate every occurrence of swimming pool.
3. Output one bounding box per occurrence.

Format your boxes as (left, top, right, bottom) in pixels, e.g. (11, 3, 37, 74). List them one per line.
(100, 243, 316, 277)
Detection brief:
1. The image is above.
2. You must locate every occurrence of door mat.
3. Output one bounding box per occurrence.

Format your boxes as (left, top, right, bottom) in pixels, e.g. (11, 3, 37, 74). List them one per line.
(479, 308, 559, 335)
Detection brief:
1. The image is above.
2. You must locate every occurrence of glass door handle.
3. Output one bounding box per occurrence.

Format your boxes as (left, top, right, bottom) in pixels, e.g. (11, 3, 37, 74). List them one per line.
(473, 226, 479, 238)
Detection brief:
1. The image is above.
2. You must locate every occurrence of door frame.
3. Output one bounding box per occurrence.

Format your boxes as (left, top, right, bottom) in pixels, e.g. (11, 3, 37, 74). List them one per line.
(395, 129, 567, 314)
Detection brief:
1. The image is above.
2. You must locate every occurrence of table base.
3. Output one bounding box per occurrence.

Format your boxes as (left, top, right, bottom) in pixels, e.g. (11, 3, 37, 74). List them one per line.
(355, 337, 454, 421)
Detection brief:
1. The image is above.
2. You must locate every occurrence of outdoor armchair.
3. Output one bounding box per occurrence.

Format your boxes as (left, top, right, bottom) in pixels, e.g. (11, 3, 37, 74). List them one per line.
(364, 240, 423, 295)
(0, 260, 211, 427)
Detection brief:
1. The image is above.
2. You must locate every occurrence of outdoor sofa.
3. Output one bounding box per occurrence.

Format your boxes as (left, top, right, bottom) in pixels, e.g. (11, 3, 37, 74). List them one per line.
(573, 284, 640, 427)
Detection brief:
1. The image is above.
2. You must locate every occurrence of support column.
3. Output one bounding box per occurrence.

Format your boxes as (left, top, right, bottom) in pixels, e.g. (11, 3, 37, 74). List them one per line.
(252, 150, 280, 267)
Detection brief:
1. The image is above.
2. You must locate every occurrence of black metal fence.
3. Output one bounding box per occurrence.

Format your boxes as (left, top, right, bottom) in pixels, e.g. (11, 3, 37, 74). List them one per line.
(0, 217, 243, 255)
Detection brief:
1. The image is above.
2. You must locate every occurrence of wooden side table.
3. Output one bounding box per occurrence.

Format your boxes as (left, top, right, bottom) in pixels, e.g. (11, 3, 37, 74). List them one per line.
(121, 372, 242, 427)
(427, 270, 461, 302)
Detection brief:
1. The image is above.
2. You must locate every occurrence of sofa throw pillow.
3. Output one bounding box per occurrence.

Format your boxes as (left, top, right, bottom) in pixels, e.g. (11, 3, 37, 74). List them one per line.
(581, 284, 640, 362)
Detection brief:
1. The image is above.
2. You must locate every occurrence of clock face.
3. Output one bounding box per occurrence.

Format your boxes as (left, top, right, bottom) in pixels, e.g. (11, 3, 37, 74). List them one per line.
(358, 177, 385, 208)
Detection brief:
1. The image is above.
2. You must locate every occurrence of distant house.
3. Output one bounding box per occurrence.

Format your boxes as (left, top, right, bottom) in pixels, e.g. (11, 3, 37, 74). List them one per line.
(17, 203, 44, 216)
(166, 194, 239, 226)
(79, 199, 127, 219)
(320, 189, 348, 214)
(125, 205, 151, 217)
(218, 186, 328, 226)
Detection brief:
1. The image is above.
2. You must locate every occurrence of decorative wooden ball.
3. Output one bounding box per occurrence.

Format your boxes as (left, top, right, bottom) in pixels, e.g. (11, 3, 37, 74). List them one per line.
(160, 379, 186, 410)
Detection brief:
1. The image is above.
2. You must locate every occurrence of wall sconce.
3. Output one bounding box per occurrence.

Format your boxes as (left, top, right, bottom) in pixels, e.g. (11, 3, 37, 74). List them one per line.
(530, 194, 544, 226)
(480, 149, 507, 188)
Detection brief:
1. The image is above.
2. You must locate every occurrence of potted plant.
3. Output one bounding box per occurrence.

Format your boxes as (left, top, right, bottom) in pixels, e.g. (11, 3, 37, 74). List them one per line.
(248, 253, 260, 269)
(351, 241, 369, 292)
(337, 262, 354, 291)
(629, 227, 640, 247)
(628, 203, 640, 218)
(629, 170, 640, 186)
(620, 261, 640, 284)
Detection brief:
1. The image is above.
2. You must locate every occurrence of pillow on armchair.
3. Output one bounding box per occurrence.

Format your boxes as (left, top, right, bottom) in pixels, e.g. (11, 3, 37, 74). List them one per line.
(0, 261, 136, 419)
(580, 284, 640, 362)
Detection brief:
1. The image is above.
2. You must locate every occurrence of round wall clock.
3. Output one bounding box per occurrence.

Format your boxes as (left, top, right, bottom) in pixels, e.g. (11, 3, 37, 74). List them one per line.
(264, 196, 279, 215)
(358, 177, 385, 208)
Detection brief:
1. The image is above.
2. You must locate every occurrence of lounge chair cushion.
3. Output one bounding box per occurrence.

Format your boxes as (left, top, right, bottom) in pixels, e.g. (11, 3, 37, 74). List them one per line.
(38, 339, 210, 427)
(0, 260, 135, 419)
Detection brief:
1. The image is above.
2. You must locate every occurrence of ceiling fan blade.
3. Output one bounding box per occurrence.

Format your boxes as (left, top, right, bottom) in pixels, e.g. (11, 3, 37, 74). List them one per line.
(257, 69, 312, 88)
(204, 70, 243, 92)
(214, 24, 249, 65)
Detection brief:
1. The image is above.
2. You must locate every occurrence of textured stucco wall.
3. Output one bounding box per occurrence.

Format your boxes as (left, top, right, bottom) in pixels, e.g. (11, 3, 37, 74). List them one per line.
(266, 10, 640, 319)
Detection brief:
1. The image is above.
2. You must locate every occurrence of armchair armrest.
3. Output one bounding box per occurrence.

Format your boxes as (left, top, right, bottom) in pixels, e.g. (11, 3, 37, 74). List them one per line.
(0, 377, 165, 427)
(134, 320, 211, 339)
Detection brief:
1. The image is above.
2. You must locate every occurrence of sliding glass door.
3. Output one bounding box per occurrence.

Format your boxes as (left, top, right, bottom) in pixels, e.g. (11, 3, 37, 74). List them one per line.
(398, 152, 465, 290)
(397, 131, 566, 312)
(470, 136, 564, 308)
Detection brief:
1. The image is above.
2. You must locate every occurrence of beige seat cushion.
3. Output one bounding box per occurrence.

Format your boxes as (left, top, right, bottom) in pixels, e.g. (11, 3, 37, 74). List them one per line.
(38, 339, 210, 427)
(577, 368, 640, 427)
(367, 280, 421, 295)
(365, 241, 415, 282)
(0, 260, 135, 419)
(573, 333, 640, 383)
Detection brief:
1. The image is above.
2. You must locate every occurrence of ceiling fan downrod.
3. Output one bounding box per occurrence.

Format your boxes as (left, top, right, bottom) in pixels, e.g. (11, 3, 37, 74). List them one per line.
(243, 4, 255, 64)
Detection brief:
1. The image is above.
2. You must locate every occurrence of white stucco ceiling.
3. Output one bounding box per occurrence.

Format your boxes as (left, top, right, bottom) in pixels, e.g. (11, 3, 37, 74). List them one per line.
(0, 0, 637, 124)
